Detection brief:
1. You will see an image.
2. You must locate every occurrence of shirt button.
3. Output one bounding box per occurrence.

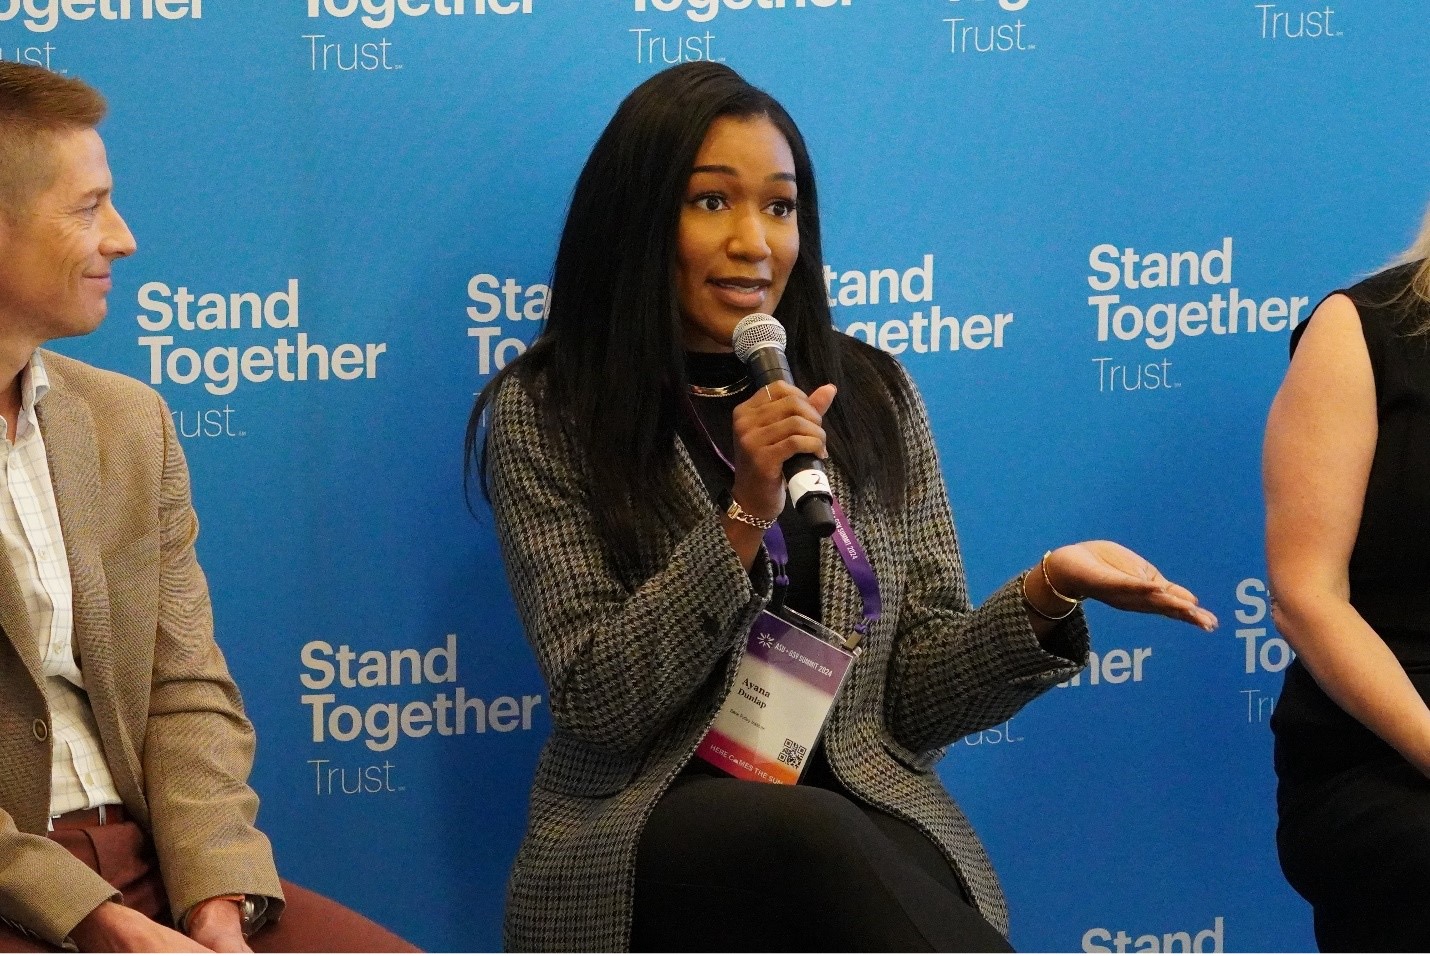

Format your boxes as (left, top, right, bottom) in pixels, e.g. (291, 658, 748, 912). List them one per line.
(32, 719, 47, 741)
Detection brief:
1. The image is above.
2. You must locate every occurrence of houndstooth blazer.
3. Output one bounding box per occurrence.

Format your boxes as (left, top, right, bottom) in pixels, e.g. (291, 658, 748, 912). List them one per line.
(488, 368, 1089, 952)
(0, 352, 282, 948)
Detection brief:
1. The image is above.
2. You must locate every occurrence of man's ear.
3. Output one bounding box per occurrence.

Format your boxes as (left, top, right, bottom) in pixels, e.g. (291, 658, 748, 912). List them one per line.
(0, 205, 17, 245)
(0, 204, 23, 255)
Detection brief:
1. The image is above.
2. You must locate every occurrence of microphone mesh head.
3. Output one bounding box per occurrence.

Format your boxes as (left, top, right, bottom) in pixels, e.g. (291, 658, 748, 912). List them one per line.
(731, 313, 786, 362)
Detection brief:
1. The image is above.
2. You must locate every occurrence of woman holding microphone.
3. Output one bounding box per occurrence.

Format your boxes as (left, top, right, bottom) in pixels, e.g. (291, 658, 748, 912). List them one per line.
(468, 62, 1216, 952)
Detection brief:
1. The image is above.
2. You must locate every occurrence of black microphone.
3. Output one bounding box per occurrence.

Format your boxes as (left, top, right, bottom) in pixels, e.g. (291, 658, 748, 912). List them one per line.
(731, 313, 836, 538)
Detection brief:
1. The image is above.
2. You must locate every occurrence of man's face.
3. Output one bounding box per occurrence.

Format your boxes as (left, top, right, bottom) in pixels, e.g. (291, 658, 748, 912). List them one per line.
(0, 128, 136, 347)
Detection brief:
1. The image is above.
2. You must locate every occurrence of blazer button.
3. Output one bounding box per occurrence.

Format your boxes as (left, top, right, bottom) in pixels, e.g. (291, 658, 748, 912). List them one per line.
(32, 718, 48, 741)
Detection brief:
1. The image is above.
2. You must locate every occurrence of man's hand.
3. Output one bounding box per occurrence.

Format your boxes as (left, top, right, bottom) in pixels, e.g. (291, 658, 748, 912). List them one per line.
(184, 898, 253, 954)
(70, 902, 213, 953)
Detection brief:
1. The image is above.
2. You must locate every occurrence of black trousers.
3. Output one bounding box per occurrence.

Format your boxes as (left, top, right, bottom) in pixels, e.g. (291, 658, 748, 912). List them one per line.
(1272, 635, 1430, 952)
(1279, 754, 1430, 952)
(631, 774, 1013, 953)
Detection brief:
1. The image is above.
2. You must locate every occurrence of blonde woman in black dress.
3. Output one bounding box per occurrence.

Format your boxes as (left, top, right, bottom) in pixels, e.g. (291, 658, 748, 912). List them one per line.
(1266, 215, 1430, 951)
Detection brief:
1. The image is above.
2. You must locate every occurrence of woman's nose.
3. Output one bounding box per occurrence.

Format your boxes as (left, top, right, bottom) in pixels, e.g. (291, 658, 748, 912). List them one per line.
(727, 208, 771, 262)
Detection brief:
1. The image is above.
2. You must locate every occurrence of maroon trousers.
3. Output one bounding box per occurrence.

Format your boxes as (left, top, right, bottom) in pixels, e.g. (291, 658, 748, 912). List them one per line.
(0, 814, 417, 953)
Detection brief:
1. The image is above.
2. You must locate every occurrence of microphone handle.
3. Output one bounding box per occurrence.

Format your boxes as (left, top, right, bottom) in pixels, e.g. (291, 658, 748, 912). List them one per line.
(745, 346, 836, 538)
(788, 456, 836, 538)
(746, 348, 791, 389)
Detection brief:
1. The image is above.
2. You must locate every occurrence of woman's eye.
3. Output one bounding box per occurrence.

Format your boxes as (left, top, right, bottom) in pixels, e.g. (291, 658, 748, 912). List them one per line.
(693, 194, 727, 212)
(769, 199, 798, 218)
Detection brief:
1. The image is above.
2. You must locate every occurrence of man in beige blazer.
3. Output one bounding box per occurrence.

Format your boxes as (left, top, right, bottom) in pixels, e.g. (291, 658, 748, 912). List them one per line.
(0, 64, 414, 953)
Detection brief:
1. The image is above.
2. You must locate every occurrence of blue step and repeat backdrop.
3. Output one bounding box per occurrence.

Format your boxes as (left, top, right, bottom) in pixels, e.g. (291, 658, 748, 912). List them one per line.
(6, 0, 1427, 951)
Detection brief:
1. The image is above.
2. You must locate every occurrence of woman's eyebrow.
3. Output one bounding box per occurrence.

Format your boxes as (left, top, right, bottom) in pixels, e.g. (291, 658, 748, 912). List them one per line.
(690, 164, 795, 183)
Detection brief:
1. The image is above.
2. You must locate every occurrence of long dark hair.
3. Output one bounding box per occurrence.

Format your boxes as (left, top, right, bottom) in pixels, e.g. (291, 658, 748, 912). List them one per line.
(466, 62, 911, 561)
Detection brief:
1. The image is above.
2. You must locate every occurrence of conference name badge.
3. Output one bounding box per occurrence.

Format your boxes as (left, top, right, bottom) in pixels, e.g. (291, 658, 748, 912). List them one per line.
(695, 608, 856, 784)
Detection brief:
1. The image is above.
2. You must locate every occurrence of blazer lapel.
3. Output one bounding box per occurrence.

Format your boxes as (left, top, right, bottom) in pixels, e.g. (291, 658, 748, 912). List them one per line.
(0, 359, 54, 688)
(0, 542, 44, 689)
(671, 437, 715, 518)
(34, 363, 131, 788)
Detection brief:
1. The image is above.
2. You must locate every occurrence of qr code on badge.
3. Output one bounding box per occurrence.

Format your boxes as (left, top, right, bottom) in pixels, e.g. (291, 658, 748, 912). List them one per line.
(778, 738, 807, 768)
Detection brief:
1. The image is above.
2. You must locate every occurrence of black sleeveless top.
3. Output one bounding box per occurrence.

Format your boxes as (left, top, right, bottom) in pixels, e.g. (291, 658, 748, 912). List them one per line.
(1334, 264, 1430, 633)
(1273, 261, 1430, 811)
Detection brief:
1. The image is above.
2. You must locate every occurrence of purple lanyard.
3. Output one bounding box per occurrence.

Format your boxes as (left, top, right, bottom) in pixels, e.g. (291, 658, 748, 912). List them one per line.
(684, 399, 883, 634)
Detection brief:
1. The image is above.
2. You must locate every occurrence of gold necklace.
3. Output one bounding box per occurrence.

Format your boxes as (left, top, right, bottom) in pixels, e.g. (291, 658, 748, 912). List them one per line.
(689, 377, 749, 398)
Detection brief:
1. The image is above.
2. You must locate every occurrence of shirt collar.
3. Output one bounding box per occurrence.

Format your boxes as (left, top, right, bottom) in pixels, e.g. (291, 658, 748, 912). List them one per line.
(10, 352, 50, 443)
(24, 351, 50, 413)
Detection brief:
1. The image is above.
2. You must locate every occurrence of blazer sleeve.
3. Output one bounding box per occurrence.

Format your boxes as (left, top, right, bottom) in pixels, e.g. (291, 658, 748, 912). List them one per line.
(0, 811, 119, 948)
(487, 376, 773, 758)
(139, 400, 284, 925)
(884, 375, 1089, 759)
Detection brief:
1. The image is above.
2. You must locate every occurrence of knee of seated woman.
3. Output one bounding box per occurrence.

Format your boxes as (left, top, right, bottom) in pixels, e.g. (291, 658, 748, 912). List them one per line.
(737, 784, 880, 867)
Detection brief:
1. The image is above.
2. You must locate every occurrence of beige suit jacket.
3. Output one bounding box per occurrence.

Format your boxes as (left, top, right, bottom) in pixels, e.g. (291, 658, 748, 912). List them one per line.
(0, 351, 282, 947)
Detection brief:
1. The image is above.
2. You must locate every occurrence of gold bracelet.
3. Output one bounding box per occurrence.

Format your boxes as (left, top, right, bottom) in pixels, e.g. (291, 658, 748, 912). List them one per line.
(724, 494, 776, 531)
(1022, 568, 1079, 622)
(1040, 550, 1082, 607)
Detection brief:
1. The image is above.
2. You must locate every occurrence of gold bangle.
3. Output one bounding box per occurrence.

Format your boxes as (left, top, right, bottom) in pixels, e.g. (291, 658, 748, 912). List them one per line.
(1040, 550, 1082, 607)
(1022, 568, 1079, 622)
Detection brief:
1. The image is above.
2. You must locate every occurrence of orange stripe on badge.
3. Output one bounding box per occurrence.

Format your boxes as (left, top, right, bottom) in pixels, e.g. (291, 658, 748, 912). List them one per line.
(695, 729, 801, 785)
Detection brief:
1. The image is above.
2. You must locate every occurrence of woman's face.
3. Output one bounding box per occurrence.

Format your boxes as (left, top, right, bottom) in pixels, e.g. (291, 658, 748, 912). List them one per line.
(675, 114, 799, 353)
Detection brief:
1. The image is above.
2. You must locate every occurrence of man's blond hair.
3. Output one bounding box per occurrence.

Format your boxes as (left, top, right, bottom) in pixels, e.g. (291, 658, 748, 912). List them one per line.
(0, 62, 107, 221)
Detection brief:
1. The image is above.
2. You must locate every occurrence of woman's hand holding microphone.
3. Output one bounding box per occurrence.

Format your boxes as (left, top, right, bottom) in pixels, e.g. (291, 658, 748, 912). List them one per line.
(722, 381, 836, 568)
